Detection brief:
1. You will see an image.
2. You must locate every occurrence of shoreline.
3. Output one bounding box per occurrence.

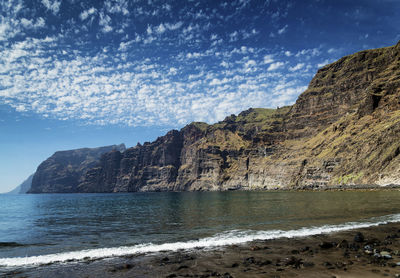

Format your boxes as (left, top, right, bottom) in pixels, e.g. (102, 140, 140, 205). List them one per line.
(10, 183, 400, 195)
(4, 222, 400, 278)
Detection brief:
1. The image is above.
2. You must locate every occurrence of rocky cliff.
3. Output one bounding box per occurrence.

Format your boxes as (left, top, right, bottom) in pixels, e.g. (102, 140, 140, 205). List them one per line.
(30, 41, 400, 193)
(29, 144, 125, 193)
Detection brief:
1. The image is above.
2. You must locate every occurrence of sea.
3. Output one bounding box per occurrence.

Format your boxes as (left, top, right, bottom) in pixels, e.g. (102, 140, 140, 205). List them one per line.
(1, 190, 400, 270)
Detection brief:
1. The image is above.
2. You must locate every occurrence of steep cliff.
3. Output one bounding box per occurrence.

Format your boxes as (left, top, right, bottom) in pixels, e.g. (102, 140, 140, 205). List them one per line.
(30, 41, 400, 193)
(29, 144, 126, 193)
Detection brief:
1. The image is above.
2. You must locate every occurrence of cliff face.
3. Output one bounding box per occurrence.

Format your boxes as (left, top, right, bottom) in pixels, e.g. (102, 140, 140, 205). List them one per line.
(29, 144, 125, 193)
(30, 41, 400, 193)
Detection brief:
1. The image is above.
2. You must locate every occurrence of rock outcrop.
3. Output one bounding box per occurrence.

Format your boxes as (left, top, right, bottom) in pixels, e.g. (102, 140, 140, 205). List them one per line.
(29, 41, 400, 193)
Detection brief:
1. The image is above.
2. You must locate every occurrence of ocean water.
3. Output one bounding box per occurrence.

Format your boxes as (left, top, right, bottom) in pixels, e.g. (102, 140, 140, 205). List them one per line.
(1, 191, 400, 268)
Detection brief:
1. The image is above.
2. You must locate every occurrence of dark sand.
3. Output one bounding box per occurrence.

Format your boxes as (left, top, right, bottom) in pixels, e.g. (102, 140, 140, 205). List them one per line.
(3, 223, 400, 278)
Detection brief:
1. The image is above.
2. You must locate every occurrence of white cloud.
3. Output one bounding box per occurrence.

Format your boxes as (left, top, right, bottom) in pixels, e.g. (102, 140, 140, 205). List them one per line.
(169, 67, 177, 75)
(20, 18, 31, 28)
(80, 7, 97, 21)
(277, 24, 288, 35)
(295, 48, 321, 58)
(263, 54, 274, 64)
(41, 0, 61, 15)
(118, 40, 134, 51)
(15, 104, 26, 112)
(317, 59, 333, 68)
(162, 3, 171, 11)
(186, 52, 202, 59)
(99, 12, 112, 33)
(143, 36, 155, 44)
(211, 39, 223, 47)
(242, 28, 258, 39)
(155, 23, 166, 34)
(209, 77, 229, 86)
(267, 62, 284, 71)
(289, 63, 305, 72)
(146, 25, 152, 35)
(0, 0, 25, 41)
(20, 17, 45, 29)
(102, 25, 112, 33)
(284, 51, 292, 57)
(244, 60, 257, 72)
(220, 61, 230, 68)
(0, 0, 323, 128)
(229, 31, 239, 42)
(327, 48, 340, 54)
(105, 0, 129, 15)
(165, 21, 183, 31)
(1, 35, 305, 127)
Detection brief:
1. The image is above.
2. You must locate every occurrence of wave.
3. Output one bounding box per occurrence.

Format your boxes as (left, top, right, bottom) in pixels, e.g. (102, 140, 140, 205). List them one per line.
(1, 213, 400, 267)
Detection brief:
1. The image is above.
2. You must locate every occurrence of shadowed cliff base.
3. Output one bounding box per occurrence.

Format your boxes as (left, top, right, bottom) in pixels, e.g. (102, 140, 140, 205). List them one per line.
(29, 41, 400, 193)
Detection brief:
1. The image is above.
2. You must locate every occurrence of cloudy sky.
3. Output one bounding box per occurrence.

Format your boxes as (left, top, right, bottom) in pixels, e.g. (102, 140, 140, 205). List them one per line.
(1, 0, 400, 192)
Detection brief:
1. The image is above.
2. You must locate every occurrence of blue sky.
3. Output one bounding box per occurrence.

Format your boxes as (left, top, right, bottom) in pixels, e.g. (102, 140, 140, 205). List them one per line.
(1, 0, 399, 192)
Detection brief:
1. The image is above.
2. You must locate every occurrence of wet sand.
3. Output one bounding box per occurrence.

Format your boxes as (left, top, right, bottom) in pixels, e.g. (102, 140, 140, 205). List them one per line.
(4, 222, 400, 278)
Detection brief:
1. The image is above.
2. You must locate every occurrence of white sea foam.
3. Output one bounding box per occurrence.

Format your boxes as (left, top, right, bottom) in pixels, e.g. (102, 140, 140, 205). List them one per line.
(1, 213, 400, 267)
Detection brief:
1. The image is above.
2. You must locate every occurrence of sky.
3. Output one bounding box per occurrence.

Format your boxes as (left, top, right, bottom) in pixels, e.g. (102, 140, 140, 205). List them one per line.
(0, 0, 400, 192)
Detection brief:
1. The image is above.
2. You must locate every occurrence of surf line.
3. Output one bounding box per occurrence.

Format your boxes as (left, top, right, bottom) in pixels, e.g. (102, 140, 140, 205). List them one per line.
(1, 213, 400, 267)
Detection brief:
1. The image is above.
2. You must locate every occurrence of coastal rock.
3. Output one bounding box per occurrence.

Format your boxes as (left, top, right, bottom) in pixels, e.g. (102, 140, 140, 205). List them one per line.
(29, 144, 125, 193)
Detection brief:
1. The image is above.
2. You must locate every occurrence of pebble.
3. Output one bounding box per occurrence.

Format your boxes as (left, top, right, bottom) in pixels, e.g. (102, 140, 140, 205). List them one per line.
(364, 245, 373, 254)
(380, 251, 392, 259)
(354, 232, 365, 243)
(364, 245, 373, 250)
(319, 242, 334, 249)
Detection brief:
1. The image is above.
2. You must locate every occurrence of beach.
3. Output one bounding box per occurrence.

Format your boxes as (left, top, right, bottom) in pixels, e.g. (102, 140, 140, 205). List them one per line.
(4, 222, 399, 278)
